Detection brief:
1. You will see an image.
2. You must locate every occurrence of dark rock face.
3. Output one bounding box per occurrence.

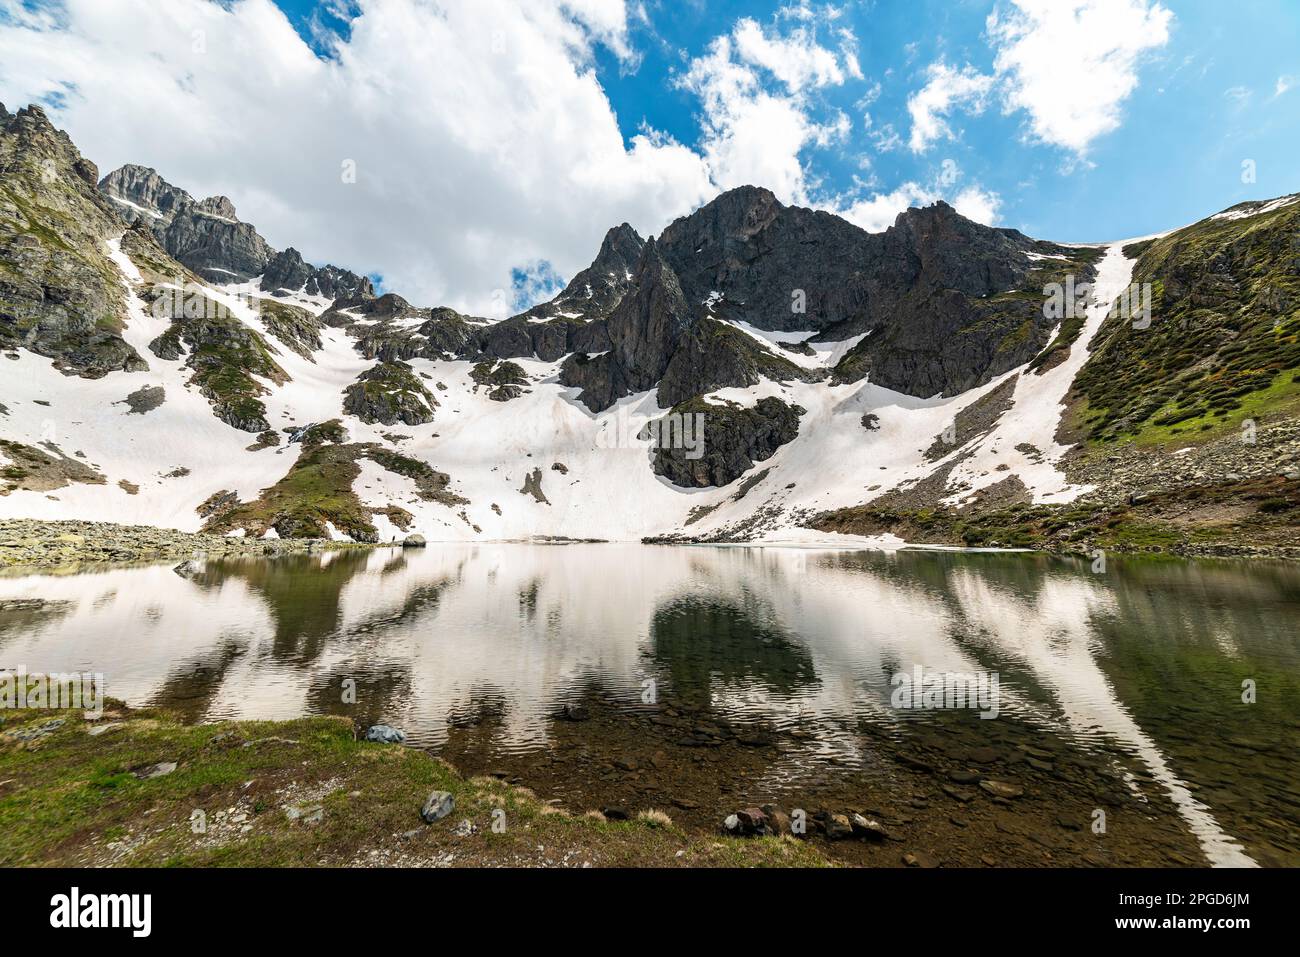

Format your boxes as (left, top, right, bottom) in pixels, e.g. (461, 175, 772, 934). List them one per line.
(260, 247, 374, 301)
(559, 239, 813, 412)
(0, 105, 147, 378)
(647, 185, 1089, 399)
(657, 185, 876, 334)
(101, 164, 273, 283)
(342, 360, 437, 426)
(518, 222, 645, 324)
(649, 396, 804, 488)
(101, 165, 366, 295)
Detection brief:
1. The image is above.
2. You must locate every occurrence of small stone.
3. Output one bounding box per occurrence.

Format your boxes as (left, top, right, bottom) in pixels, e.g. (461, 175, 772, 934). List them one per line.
(949, 770, 982, 784)
(979, 780, 1025, 800)
(402, 534, 427, 548)
(172, 560, 201, 579)
(850, 813, 889, 841)
(601, 806, 630, 821)
(824, 813, 854, 840)
(941, 784, 976, 803)
(903, 851, 940, 868)
(135, 761, 177, 780)
(285, 803, 323, 825)
(420, 791, 455, 824)
(558, 703, 590, 722)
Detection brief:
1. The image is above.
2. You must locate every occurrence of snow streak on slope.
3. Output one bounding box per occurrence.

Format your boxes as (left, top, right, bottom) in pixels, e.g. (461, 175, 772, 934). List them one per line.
(0, 238, 1142, 545)
(672, 240, 1137, 542)
(942, 242, 1136, 506)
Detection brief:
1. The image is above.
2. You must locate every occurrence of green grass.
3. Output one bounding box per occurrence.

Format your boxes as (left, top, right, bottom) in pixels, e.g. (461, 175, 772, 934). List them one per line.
(1075, 201, 1300, 443)
(0, 706, 834, 868)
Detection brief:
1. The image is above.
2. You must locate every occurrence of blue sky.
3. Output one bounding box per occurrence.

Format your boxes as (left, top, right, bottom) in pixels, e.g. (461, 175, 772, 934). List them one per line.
(269, 0, 1300, 244)
(2, 0, 1297, 310)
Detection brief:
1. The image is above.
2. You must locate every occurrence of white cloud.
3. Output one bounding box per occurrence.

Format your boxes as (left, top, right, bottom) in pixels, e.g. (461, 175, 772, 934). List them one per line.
(1275, 75, 1295, 97)
(0, 0, 715, 313)
(952, 185, 1002, 225)
(677, 15, 856, 204)
(731, 17, 846, 91)
(907, 61, 994, 152)
(832, 179, 1002, 233)
(986, 0, 1173, 155)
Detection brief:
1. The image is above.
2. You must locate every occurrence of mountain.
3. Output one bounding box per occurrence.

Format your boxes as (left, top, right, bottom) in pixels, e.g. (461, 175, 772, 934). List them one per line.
(1, 104, 1296, 554)
(99, 163, 373, 299)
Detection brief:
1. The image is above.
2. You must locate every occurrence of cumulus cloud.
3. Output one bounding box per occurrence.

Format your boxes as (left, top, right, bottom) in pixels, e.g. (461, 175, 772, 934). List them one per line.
(833, 178, 1002, 233)
(907, 62, 994, 152)
(987, 0, 1173, 155)
(676, 14, 856, 205)
(0, 0, 715, 313)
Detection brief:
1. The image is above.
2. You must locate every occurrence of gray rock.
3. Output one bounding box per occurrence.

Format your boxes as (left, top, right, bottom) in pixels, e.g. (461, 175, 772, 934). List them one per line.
(401, 534, 427, 548)
(135, 761, 177, 779)
(364, 725, 406, 744)
(850, 813, 890, 841)
(285, 802, 324, 825)
(420, 790, 455, 824)
(7, 717, 65, 742)
(172, 559, 202, 578)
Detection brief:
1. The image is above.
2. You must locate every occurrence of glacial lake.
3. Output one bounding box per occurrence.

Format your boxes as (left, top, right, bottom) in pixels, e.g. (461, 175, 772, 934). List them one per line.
(2, 545, 1297, 867)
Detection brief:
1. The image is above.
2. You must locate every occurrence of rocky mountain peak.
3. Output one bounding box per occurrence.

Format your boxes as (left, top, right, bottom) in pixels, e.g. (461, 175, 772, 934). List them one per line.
(197, 195, 239, 221)
(594, 222, 644, 269)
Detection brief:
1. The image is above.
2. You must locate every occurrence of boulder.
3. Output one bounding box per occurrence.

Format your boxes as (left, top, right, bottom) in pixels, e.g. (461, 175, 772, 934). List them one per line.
(364, 725, 406, 744)
(420, 790, 455, 824)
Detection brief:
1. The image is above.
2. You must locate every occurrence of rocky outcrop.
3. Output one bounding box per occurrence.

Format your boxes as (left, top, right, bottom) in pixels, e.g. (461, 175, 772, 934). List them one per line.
(202, 422, 463, 541)
(559, 239, 812, 412)
(148, 306, 289, 432)
(649, 396, 804, 487)
(517, 222, 645, 324)
(101, 165, 273, 283)
(101, 165, 367, 294)
(469, 359, 528, 401)
(259, 299, 322, 360)
(0, 105, 146, 377)
(259, 247, 374, 301)
(343, 360, 437, 426)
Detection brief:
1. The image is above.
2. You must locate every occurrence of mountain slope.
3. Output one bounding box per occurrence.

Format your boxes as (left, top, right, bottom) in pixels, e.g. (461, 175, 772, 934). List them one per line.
(1, 105, 1296, 554)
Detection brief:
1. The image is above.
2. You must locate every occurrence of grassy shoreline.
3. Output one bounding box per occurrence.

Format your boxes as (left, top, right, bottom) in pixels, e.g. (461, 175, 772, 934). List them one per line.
(0, 704, 830, 868)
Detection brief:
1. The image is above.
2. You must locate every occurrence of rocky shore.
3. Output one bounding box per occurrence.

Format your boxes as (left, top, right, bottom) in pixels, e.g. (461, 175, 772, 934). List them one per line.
(0, 705, 827, 868)
(0, 518, 382, 571)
